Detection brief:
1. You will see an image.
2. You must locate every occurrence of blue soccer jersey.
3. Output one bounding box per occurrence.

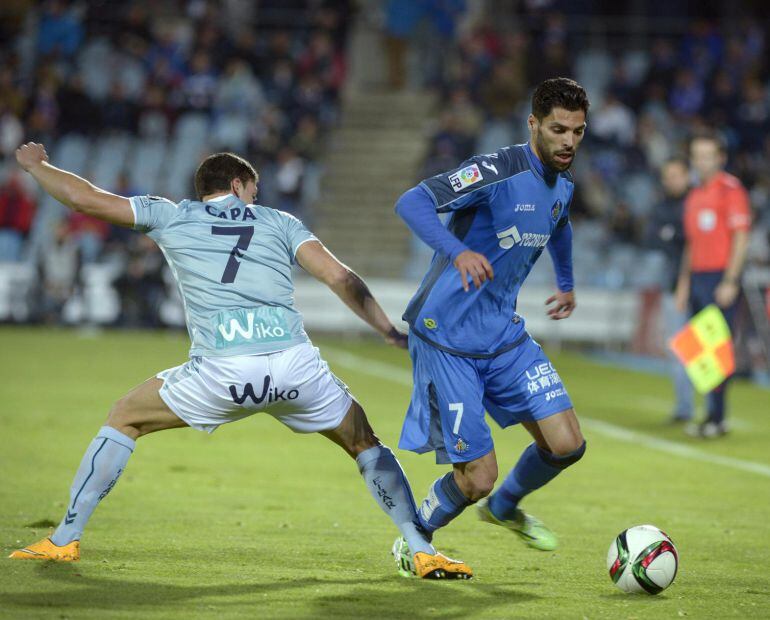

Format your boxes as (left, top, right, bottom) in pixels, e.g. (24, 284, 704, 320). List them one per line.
(402, 143, 574, 358)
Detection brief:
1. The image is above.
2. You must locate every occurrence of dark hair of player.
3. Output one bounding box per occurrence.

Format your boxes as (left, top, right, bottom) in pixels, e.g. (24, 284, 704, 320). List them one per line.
(194, 152, 258, 199)
(689, 129, 727, 153)
(531, 78, 590, 120)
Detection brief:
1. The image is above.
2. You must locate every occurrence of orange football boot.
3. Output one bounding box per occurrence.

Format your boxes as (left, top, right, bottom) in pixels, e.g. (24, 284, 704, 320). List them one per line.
(9, 538, 80, 561)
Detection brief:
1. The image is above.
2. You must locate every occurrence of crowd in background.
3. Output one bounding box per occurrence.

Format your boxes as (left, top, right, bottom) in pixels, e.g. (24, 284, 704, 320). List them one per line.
(0, 0, 351, 325)
(0, 0, 769, 362)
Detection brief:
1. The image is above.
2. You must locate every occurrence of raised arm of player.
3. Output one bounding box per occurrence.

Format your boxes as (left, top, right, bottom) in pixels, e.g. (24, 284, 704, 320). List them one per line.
(295, 240, 408, 348)
(545, 218, 576, 320)
(16, 142, 134, 227)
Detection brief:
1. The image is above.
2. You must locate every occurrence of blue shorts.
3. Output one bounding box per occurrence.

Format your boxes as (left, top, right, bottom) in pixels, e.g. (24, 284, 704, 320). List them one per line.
(399, 333, 573, 464)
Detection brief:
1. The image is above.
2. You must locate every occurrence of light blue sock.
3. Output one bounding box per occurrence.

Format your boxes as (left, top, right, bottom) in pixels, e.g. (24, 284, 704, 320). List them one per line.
(356, 445, 435, 555)
(50, 426, 135, 545)
(488, 441, 586, 521)
(417, 472, 472, 535)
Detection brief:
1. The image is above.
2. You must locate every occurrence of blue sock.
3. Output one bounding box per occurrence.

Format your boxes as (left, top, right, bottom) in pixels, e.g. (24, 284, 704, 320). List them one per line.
(50, 426, 135, 546)
(488, 441, 586, 521)
(356, 445, 435, 555)
(417, 472, 472, 535)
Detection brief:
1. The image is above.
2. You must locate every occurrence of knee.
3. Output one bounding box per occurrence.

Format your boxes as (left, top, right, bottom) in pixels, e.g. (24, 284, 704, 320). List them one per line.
(455, 467, 498, 502)
(539, 438, 586, 469)
(106, 396, 141, 438)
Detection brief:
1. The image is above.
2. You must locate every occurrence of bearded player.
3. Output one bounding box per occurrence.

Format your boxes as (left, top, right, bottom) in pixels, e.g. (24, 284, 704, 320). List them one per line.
(10, 144, 472, 579)
(392, 78, 589, 573)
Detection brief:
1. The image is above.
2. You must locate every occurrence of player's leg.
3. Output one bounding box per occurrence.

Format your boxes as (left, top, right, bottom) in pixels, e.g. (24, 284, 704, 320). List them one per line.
(10, 377, 187, 561)
(478, 339, 586, 550)
(273, 343, 471, 579)
(686, 272, 733, 437)
(320, 400, 471, 579)
(397, 335, 493, 540)
(506, 408, 585, 517)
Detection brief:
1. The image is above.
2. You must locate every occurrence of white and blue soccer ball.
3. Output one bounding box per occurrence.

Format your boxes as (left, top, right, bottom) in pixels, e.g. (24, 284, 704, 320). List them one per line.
(607, 525, 679, 594)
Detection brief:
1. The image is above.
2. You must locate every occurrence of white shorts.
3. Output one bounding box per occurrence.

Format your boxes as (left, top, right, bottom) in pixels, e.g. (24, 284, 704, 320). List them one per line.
(156, 343, 352, 434)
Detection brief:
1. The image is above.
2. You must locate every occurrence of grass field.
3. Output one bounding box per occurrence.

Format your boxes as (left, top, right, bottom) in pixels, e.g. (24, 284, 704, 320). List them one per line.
(1, 326, 769, 619)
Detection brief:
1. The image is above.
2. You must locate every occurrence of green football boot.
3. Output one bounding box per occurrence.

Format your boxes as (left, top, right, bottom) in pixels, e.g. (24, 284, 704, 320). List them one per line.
(476, 497, 558, 551)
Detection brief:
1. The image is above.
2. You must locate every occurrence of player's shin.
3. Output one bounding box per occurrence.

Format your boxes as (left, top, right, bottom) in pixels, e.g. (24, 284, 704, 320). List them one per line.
(417, 472, 473, 535)
(487, 441, 586, 520)
(356, 445, 435, 555)
(50, 426, 135, 546)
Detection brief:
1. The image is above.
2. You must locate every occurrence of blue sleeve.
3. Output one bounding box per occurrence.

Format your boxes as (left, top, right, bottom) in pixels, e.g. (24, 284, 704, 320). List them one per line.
(395, 186, 469, 261)
(419, 153, 501, 212)
(547, 219, 574, 292)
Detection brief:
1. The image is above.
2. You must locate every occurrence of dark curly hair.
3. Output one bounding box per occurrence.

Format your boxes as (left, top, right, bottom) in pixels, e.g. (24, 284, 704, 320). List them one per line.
(531, 78, 590, 120)
(194, 152, 258, 199)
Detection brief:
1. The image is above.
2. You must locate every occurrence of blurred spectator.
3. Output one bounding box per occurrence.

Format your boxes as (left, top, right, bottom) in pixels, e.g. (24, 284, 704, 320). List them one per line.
(114, 236, 165, 327)
(67, 211, 110, 264)
(591, 93, 636, 147)
(183, 51, 219, 113)
(102, 83, 138, 135)
(0, 171, 36, 262)
(0, 106, 24, 159)
(643, 158, 694, 421)
(37, 0, 83, 60)
(383, 0, 424, 90)
(56, 74, 99, 136)
(32, 220, 81, 324)
(274, 147, 305, 217)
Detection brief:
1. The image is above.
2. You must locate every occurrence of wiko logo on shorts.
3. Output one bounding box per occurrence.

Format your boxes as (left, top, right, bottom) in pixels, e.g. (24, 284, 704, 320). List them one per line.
(215, 307, 292, 348)
(496, 225, 550, 250)
(229, 375, 299, 405)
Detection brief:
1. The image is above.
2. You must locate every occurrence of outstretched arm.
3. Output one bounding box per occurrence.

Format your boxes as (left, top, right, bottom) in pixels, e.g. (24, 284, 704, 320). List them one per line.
(16, 142, 134, 227)
(295, 240, 407, 348)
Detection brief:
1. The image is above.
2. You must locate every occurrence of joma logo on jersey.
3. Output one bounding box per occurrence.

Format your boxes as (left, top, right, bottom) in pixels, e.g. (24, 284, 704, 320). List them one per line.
(515, 203, 536, 212)
(229, 376, 299, 405)
(496, 225, 549, 249)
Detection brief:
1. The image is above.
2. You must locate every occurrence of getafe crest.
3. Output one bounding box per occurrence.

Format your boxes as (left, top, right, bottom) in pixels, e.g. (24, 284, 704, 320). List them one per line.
(455, 437, 469, 453)
(551, 200, 562, 221)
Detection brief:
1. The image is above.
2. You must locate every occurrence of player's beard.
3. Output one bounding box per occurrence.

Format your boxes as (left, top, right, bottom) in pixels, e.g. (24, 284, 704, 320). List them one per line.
(535, 130, 574, 172)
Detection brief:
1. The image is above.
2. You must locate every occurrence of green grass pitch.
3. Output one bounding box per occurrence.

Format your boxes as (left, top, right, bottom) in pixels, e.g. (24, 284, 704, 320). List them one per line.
(1, 327, 769, 619)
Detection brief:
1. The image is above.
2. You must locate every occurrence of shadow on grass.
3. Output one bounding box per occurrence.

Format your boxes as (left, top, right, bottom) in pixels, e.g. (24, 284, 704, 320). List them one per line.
(0, 563, 540, 616)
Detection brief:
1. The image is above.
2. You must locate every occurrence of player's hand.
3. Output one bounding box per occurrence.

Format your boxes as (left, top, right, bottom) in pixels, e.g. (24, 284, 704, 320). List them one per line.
(15, 142, 49, 172)
(715, 280, 739, 308)
(454, 250, 494, 292)
(545, 290, 576, 320)
(384, 327, 408, 349)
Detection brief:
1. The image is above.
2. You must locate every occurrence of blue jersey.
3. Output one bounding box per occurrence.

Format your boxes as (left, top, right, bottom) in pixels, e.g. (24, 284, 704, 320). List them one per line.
(403, 143, 574, 358)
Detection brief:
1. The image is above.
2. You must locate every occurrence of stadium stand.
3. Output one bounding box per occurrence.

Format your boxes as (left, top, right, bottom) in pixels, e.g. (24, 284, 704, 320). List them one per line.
(0, 1, 767, 375)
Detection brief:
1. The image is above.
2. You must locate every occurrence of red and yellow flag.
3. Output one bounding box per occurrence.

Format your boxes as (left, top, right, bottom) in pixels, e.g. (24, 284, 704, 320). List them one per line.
(668, 304, 735, 394)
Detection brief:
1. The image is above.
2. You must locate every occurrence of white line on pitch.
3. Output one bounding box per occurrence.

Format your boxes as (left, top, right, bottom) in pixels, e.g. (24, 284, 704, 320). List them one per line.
(322, 346, 770, 480)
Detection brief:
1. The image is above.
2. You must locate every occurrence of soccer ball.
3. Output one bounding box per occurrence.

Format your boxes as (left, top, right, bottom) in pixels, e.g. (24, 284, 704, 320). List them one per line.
(606, 525, 679, 594)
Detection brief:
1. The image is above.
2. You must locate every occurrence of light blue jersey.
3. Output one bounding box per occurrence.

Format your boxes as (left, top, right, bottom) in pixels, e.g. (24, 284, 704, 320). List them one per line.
(130, 193, 317, 357)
